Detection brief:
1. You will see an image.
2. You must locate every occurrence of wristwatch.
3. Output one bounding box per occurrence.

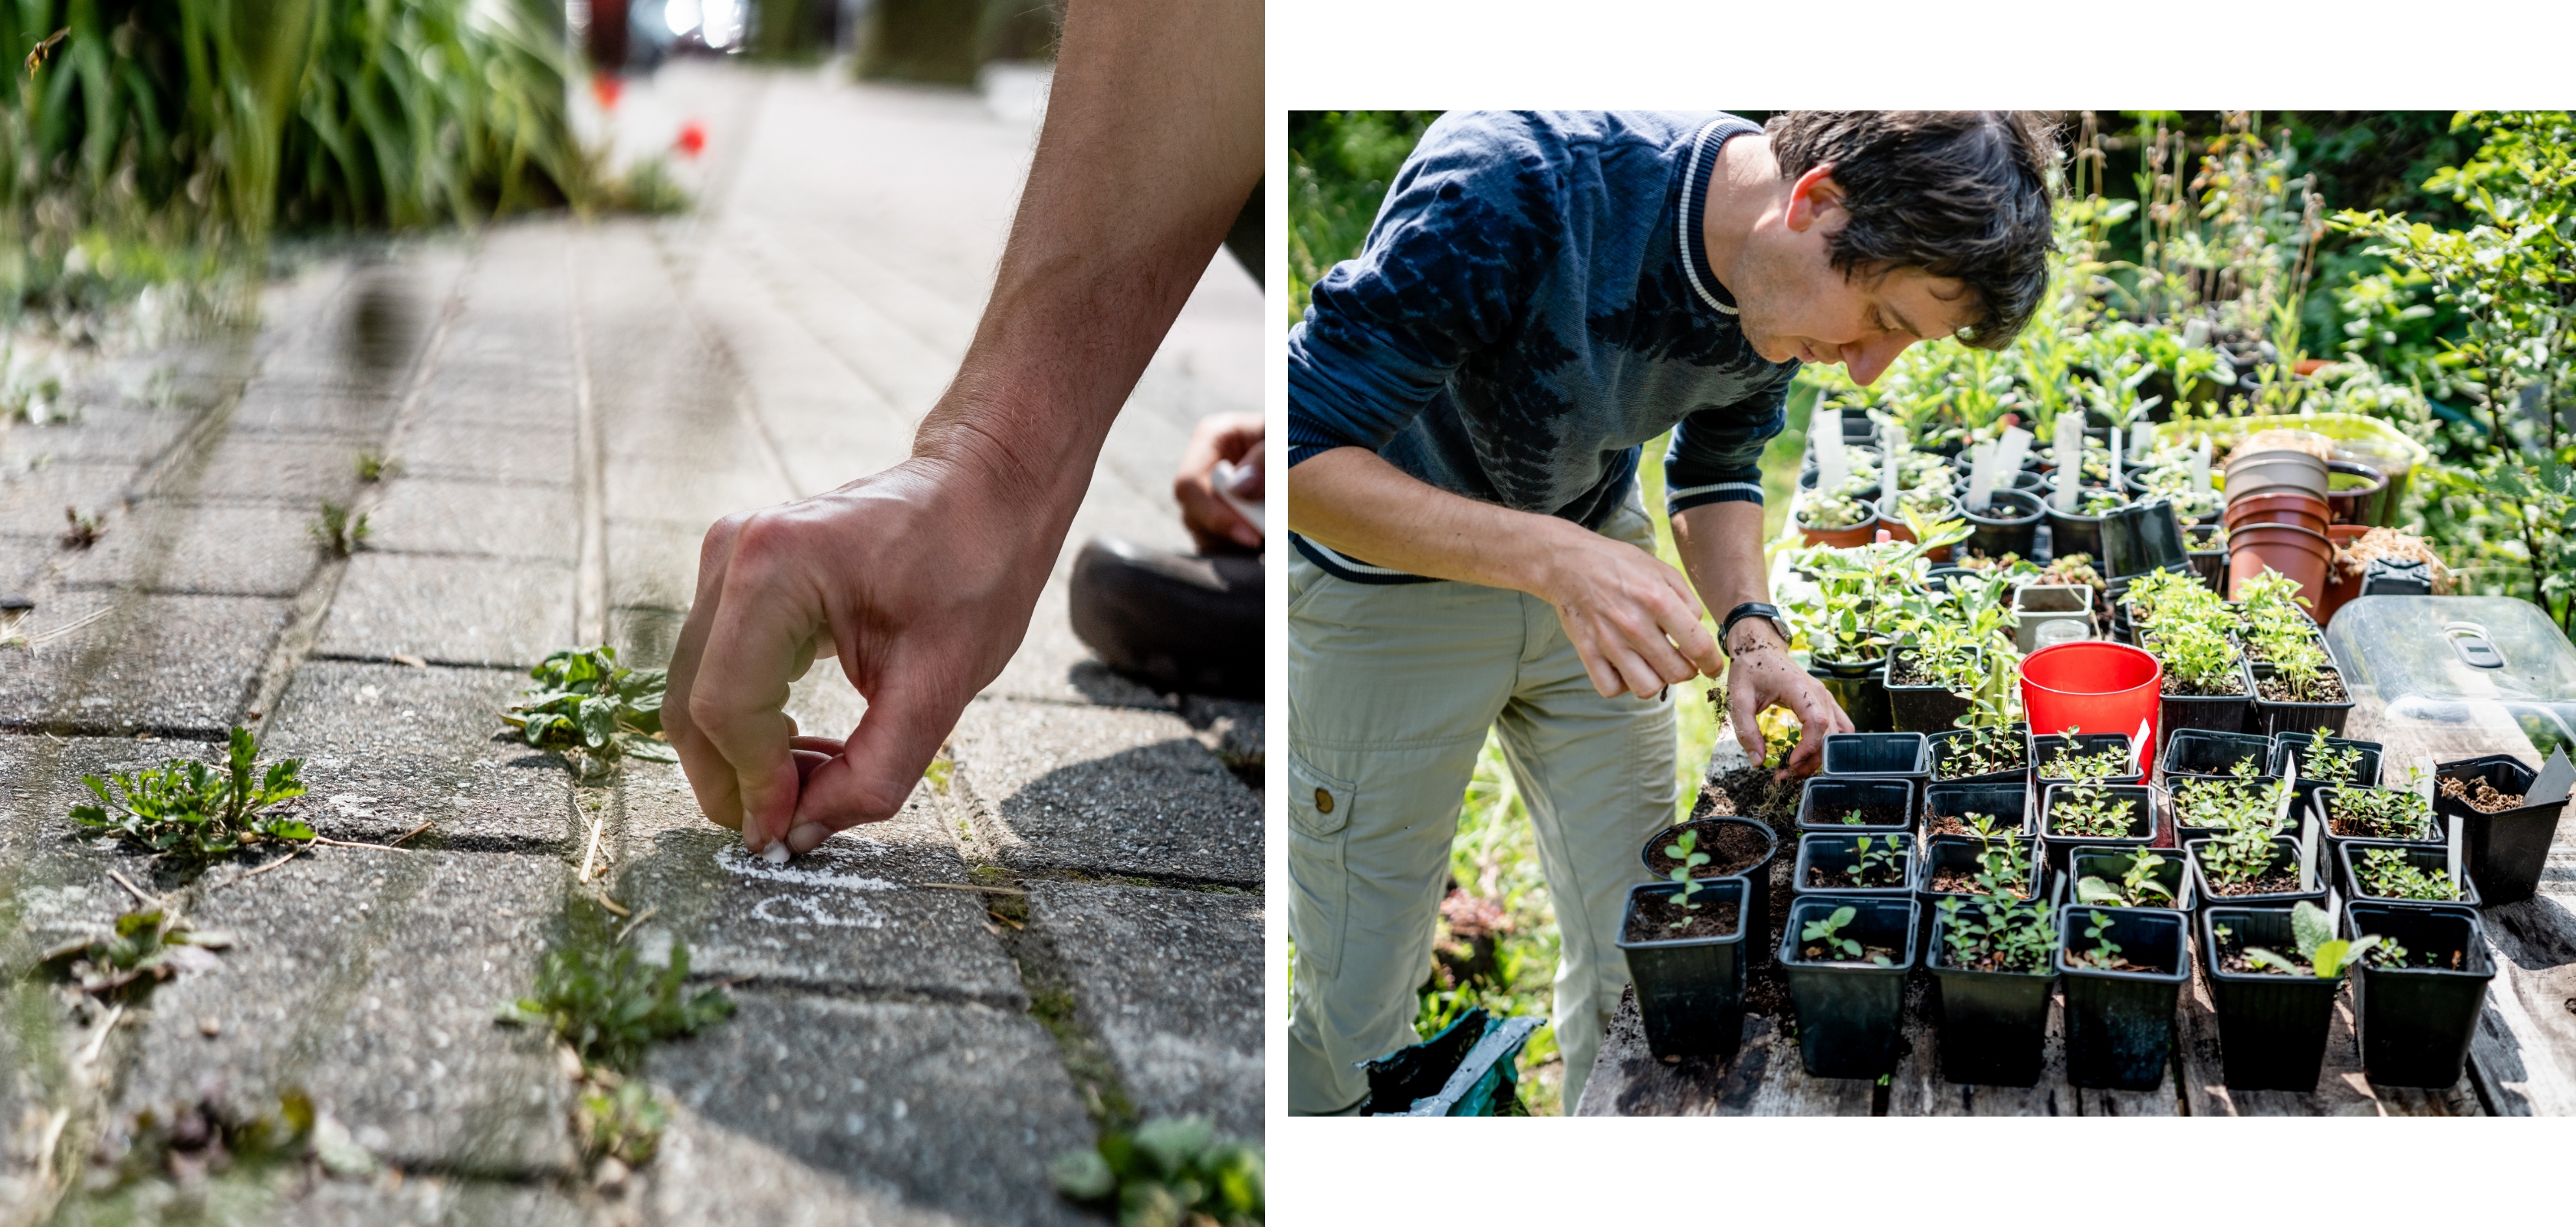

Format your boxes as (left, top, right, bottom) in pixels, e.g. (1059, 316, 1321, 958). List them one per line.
(1720, 602, 1790, 655)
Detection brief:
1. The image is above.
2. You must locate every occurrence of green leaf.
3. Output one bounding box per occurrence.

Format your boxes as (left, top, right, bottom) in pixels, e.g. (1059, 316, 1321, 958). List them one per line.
(2307, 939, 2354, 978)
(2074, 876, 2122, 904)
(577, 696, 618, 748)
(2291, 900, 2334, 957)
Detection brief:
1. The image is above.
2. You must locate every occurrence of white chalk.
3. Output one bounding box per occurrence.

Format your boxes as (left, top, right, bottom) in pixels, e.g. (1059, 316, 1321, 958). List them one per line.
(762, 844, 790, 865)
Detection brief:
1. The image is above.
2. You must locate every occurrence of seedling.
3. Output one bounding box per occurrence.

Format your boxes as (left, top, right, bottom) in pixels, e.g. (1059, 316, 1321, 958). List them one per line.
(1838, 808, 1868, 826)
(2199, 823, 2288, 891)
(2047, 785, 2136, 839)
(2328, 783, 2434, 840)
(311, 502, 370, 556)
(2064, 909, 2144, 972)
(37, 908, 228, 1003)
(2039, 730, 2125, 783)
(1050, 1115, 1265, 1225)
(70, 726, 314, 865)
(496, 931, 733, 1074)
(502, 645, 678, 773)
(2292, 729, 2365, 785)
(1799, 905, 1895, 966)
(1966, 814, 2032, 896)
(2354, 847, 2462, 901)
(1937, 896, 2055, 974)
(2229, 900, 2380, 978)
(1841, 835, 1904, 889)
(1795, 491, 1871, 530)
(355, 452, 400, 482)
(1661, 828, 1709, 926)
(2172, 762, 2273, 834)
(1936, 723, 2026, 778)
(578, 1081, 669, 1166)
(61, 505, 103, 549)
(2075, 849, 2175, 907)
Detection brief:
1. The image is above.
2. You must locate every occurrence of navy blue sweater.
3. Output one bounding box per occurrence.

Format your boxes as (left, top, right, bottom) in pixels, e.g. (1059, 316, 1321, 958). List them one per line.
(1288, 110, 1799, 583)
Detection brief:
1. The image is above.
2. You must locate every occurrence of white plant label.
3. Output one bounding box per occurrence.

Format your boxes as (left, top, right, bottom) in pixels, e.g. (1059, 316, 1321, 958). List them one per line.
(2446, 800, 2466, 893)
(1994, 424, 2034, 478)
(2278, 755, 2299, 833)
(2192, 438, 2213, 492)
(2131, 421, 2157, 458)
(1815, 409, 1849, 494)
(2298, 797, 2320, 890)
(2131, 719, 2151, 777)
(2528, 747, 2574, 806)
(2052, 416, 2081, 511)
(1965, 440, 2000, 513)
(2108, 427, 2123, 484)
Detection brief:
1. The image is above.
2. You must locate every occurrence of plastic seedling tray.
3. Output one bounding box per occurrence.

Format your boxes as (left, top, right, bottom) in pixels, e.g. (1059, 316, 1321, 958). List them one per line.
(1792, 831, 1919, 898)
(1927, 900, 2058, 1087)
(1927, 723, 2029, 786)
(1779, 896, 1917, 1080)
(1921, 781, 2032, 839)
(1820, 732, 1930, 781)
(2268, 732, 2384, 790)
(1617, 879, 1752, 1061)
(2198, 906, 2340, 1092)
(2334, 839, 2482, 910)
(2253, 666, 2355, 738)
(1793, 777, 1914, 834)
(2430, 753, 2567, 906)
(2038, 783, 2159, 874)
(2345, 903, 2495, 1088)
(2054, 906, 2188, 1090)
(2183, 837, 2328, 911)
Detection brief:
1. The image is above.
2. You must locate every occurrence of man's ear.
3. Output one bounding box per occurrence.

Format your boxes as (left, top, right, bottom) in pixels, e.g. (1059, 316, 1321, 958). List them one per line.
(1784, 163, 1846, 235)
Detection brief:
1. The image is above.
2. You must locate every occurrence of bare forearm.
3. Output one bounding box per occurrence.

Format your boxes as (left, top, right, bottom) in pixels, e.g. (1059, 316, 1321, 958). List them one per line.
(1286, 447, 1587, 593)
(1671, 501, 1777, 650)
(913, 0, 1262, 514)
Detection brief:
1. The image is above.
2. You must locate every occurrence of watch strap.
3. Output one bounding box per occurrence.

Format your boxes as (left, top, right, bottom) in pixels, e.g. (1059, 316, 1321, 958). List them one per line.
(1720, 601, 1786, 652)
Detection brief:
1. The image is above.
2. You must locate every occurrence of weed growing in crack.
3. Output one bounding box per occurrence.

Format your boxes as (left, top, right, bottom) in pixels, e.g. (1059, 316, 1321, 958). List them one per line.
(577, 1079, 670, 1167)
(38, 910, 227, 1004)
(61, 505, 103, 549)
(353, 452, 399, 482)
(69, 727, 314, 867)
(1049, 1114, 1263, 1227)
(496, 928, 732, 1074)
(310, 502, 368, 556)
(503, 646, 676, 775)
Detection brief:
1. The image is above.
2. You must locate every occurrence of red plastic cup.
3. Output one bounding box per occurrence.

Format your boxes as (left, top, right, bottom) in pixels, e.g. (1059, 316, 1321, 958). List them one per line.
(2020, 641, 2164, 776)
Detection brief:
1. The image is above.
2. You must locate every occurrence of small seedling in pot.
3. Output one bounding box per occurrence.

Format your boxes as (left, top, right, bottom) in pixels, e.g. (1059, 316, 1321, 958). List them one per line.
(2328, 779, 2434, 840)
(70, 726, 314, 866)
(1968, 814, 2032, 896)
(2198, 821, 2291, 893)
(1838, 808, 1868, 826)
(2048, 785, 2135, 839)
(2293, 728, 2364, 785)
(1834, 834, 1903, 889)
(1937, 722, 2025, 779)
(2173, 762, 2274, 834)
(503, 645, 678, 775)
(2075, 849, 2174, 908)
(1662, 828, 1710, 926)
(1799, 905, 1895, 966)
(2040, 730, 2125, 783)
(2226, 900, 2380, 978)
(311, 502, 370, 556)
(1795, 491, 1871, 530)
(2354, 847, 2463, 901)
(1937, 896, 2055, 973)
(2064, 910, 2146, 972)
(61, 505, 103, 549)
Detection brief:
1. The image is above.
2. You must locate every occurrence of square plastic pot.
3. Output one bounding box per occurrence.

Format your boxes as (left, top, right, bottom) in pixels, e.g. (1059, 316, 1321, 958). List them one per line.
(2054, 906, 2188, 1090)
(2030, 730, 2145, 789)
(2101, 504, 2193, 581)
(2157, 656, 2255, 738)
(1809, 655, 1893, 734)
(1960, 488, 2045, 562)
(2045, 503, 2111, 562)
(1793, 831, 1919, 898)
(2052, 845, 2194, 913)
(2431, 753, 2568, 906)
(2334, 839, 2481, 910)
(1821, 732, 1930, 784)
(2314, 785, 2446, 860)
(2198, 906, 2341, 1093)
(2183, 837, 2328, 911)
(1779, 896, 1918, 1080)
(2162, 729, 2273, 778)
(1921, 781, 2033, 842)
(2270, 731, 2382, 816)
(2345, 903, 2495, 1088)
(2252, 670, 2355, 739)
(1927, 723, 2029, 786)
(1794, 776, 1914, 834)
(1641, 817, 1779, 965)
(1617, 879, 1752, 1061)
(1883, 646, 1980, 733)
(1927, 899, 2058, 1087)
(2038, 783, 2160, 874)
(2164, 772, 2283, 845)
(2012, 585, 2096, 653)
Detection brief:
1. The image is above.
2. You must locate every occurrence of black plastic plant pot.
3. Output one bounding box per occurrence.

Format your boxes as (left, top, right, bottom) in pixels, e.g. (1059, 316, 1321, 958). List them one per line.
(2242, 620, 2328, 682)
(2163, 728, 2273, 778)
(1779, 896, 1917, 1080)
(2164, 772, 2282, 845)
(1918, 833, 2043, 962)
(2038, 784, 2158, 874)
(1927, 723, 2029, 786)
(1794, 776, 1914, 834)
(2053, 906, 2188, 1091)
(2030, 731, 2144, 788)
(1820, 732, 1930, 783)
(1641, 817, 1779, 963)
(2315, 785, 2446, 856)
(1927, 900, 2058, 1087)
(1809, 655, 1893, 734)
(2334, 839, 2482, 910)
(2198, 906, 2339, 1093)
(1922, 781, 2033, 838)
(1793, 831, 1919, 898)
(2431, 753, 2566, 906)
(2157, 657, 2255, 739)
(2183, 837, 2328, 911)
(2252, 670, 2355, 739)
(1958, 488, 2043, 561)
(2053, 845, 2193, 913)
(2346, 903, 2496, 1088)
(2099, 502, 2190, 581)
(1883, 646, 1980, 733)
(2268, 732, 2384, 791)
(1616, 879, 1751, 1061)
(2045, 504, 2110, 561)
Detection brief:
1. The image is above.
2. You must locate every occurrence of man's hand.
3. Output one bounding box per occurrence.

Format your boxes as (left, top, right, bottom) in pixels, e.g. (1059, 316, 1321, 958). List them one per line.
(1533, 527, 1727, 700)
(664, 452, 1060, 854)
(1723, 622, 1852, 778)
(1174, 410, 1263, 553)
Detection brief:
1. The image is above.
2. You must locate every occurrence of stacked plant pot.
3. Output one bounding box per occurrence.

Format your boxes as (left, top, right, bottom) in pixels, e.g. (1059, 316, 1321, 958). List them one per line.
(2221, 447, 2333, 607)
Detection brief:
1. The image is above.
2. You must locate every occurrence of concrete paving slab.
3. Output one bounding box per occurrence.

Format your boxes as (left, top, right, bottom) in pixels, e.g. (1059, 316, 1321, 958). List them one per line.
(263, 661, 583, 851)
(0, 532, 54, 590)
(1027, 883, 1262, 1139)
(648, 993, 1093, 1227)
(159, 434, 368, 505)
(56, 501, 320, 596)
(3, 403, 199, 468)
(392, 419, 575, 487)
(115, 848, 581, 1177)
(948, 699, 1260, 885)
(603, 458, 787, 529)
(363, 479, 579, 562)
(268, 1177, 592, 1227)
(316, 553, 573, 669)
(0, 590, 289, 735)
(220, 383, 402, 440)
(646, 1099, 964, 1227)
(606, 519, 704, 614)
(0, 461, 139, 538)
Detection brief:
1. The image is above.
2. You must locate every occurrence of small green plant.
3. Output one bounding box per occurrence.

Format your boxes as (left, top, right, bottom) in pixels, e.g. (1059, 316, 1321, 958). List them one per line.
(1794, 491, 1871, 530)
(2328, 782, 2435, 840)
(2171, 762, 2275, 834)
(312, 502, 370, 556)
(2231, 900, 2381, 978)
(503, 645, 678, 771)
(38, 909, 227, 1002)
(497, 933, 734, 1074)
(61, 505, 104, 549)
(1798, 905, 1894, 966)
(577, 1079, 670, 1166)
(70, 726, 314, 865)
(1661, 828, 1709, 926)
(2354, 847, 2462, 901)
(1937, 896, 2055, 973)
(2046, 785, 2136, 839)
(2039, 730, 2127, 782)
(2289, 729, 2364, 785)
(354, 452, 400, 482)
(2198, 824, 2287, 891)
(2075, 849, 2175, 908)
(2064, 909, 2142, 971)
(1050, 1115, 1264, 1227)
(1966, 814, 2032, 896)
(1837, 808, 1868, 826)
(1840, 835, 1904, 889)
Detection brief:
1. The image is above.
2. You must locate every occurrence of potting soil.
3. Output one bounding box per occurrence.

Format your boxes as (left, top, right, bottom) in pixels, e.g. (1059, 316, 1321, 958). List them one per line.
(2256, 672, 2349, 704)
(1645, 821, 1772, 877)
(1691, 778, 1795, 1020)
(1928, 866, 2029, 896)
(1714, 765, 1798, 830)
(1822, 801, 1906, 827)
(1808, 862, 1905, 890)
(1623, 894, 1742, 943)
(2204, 870, 2305, 896)
(2436, 775, 2525, 813)
(1924, 811, 2012, 837)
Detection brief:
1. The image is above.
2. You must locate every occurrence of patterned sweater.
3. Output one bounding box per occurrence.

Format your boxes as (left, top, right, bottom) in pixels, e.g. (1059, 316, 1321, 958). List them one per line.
(1288, 110, 1799, 582)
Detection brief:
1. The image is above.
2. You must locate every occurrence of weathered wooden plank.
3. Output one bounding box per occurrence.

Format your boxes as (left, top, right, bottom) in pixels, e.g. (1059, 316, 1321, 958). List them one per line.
(2465, 893, 2576, 1115)
(1886, 981, 2177, 1116)
(1577, 989, 1873, 1117)
(2177, 959, 2478, 1115)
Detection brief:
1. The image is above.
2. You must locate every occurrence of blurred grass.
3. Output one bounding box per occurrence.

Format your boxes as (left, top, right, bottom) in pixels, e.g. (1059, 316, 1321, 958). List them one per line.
(1287, 110, 1441, 324)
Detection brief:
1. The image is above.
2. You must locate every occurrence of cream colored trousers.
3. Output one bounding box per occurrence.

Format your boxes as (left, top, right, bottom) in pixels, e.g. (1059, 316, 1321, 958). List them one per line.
(1286, 498, 1678, 1114)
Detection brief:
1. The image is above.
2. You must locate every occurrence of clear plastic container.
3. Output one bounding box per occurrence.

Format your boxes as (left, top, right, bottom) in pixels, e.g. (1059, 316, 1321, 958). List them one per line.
(2325, 596, 2576, 759)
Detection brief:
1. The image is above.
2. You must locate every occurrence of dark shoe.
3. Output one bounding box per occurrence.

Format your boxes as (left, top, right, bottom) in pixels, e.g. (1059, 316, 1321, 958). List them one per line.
(1069, 536, 1261, 699)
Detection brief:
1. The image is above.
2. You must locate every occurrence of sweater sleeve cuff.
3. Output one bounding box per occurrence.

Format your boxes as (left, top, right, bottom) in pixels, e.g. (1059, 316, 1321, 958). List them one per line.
(1666, 475, 1764, 516)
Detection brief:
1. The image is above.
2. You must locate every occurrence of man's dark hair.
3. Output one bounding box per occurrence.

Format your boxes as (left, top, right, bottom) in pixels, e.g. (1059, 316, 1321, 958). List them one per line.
(1763, 111, 2060, 350)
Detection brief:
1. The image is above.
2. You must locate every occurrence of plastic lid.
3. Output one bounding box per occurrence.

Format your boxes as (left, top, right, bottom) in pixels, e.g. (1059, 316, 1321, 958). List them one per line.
(2325, 596, 2576, 758)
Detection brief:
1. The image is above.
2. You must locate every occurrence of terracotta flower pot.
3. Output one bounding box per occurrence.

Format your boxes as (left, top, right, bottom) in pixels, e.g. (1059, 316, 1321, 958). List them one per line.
(2223, 449, 2329, 502)
(1799, 515, 1879, 549)
(2223, 490, 2331, 538)
(2226, 523, 2331, 603)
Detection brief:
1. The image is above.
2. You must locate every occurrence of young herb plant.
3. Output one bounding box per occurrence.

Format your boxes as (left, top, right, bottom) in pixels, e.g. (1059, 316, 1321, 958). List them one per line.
(70, 726, 314, 866)
(2047, 785, 2137, 839)
(2354, 847, 2463, 901)
(2075, 849, 2176, 907)
(2328, 782, 2435, 840)
(503, 645, 678, 772)
(1967, 814, 2032, 896)
(2229, 900, 2380, 978)
(2063, 909, 2144, 972)
(1662, 828, 1710, 926)
(1840, 834, 1904, 889)
(2172, 762, 2274, 834)
(2039, 730, 2127, 782)
(1936, 722, 2026, 778)
(1799, 905, 1895, 966)
(1937, 896, 2055, 973)
(2292, 728, 2365, 785)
